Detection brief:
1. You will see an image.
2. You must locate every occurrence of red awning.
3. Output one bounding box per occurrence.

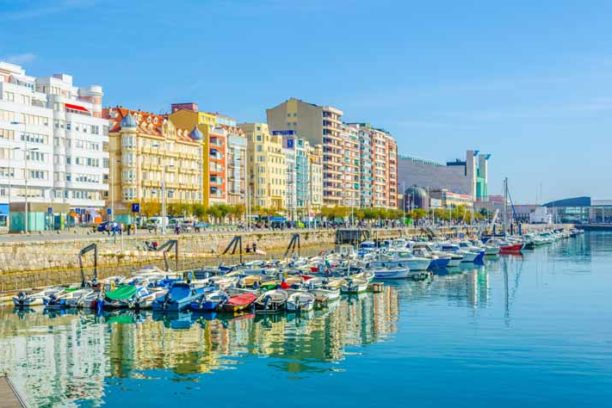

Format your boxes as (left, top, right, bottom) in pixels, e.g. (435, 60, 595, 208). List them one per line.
(64, 103, 89, 113)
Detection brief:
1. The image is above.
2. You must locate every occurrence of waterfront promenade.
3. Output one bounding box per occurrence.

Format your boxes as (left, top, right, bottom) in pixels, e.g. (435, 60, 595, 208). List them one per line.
(0, 376, 26, 408)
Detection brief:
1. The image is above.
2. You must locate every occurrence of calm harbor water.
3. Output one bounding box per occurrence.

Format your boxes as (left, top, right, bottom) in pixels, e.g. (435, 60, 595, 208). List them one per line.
(1, 232, 612, 407)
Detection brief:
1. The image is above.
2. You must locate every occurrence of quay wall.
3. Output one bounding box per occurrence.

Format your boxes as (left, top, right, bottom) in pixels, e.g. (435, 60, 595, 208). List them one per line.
(0, 224, 571, 292)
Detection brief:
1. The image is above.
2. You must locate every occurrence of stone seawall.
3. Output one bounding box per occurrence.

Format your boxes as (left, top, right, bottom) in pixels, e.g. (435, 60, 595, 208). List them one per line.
(0, 224, 572, 292)
(0, 228, 405, 291)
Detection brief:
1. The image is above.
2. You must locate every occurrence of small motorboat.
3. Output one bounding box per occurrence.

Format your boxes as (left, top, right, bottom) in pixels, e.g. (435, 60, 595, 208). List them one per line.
(190, 290, 229, 312)
(340, 278, 368, 294)
(306, 278, 341, 302)
(152, 282, 207, 312)
(104, 283, 166, 310)
(62, 288, 96, 309)
(254, 290, 288, 314)
(13, 287, 64, 308)
(308, 286, 341, 302)
(369, 266, 412, 280)
(499, 242, 524, 254)
(222, 292, 257, 313)
(286, 291, 315, 312)
(385, 249, 432, 271)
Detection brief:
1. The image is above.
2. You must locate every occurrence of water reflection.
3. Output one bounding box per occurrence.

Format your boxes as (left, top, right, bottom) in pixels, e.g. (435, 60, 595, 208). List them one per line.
(0, 288, 400, 407)
(0, 249, 550, 407)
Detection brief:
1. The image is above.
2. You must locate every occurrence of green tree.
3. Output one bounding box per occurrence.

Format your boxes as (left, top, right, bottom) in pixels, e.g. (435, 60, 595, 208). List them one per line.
(192, 203, 206, 220)
(141, 200, 161, 218)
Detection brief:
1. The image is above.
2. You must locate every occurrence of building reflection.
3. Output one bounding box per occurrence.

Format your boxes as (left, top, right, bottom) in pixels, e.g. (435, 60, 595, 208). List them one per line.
(0, 288, 399, 406)
(0, 311, 106, 407)
(0, 264, 517, 407)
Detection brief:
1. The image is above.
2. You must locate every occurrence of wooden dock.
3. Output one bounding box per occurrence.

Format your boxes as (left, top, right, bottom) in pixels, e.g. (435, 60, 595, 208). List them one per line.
(0, 376, 27, 407)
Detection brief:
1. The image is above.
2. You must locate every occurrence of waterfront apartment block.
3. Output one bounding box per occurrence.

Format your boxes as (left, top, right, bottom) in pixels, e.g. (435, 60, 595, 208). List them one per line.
(170, 104, 228, 207)
(278, 131, 313, 219)
(0, 61, 108, 231)
(103, 107, 203, 222)
(238, 123, 286, 211)
(340, 123, 361, 208)
(267, 98, 399, 210)
(267, 98, 346, 207)
(308, 144, 323, 213)
(221, 116, 247, 207)
(347, 123, 398, 208)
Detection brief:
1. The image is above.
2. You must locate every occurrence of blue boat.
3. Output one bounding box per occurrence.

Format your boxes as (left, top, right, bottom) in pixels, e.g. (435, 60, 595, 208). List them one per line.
(190, 290, 229, 312)
(428, 257, 450, 269)
(152, 282, 207, 312)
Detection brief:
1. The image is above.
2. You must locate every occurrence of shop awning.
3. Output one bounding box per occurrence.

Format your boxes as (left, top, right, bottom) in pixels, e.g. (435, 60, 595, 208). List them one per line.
(65, 103, 89, 113)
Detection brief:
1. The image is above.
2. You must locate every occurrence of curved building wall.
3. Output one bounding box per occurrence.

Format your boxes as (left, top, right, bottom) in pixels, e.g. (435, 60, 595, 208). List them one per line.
(398, 156, 471, 196)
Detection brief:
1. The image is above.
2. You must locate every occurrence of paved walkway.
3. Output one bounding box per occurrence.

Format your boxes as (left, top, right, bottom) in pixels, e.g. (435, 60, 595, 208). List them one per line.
(0, 376, 27, 407)
(0, 227, 341, 244)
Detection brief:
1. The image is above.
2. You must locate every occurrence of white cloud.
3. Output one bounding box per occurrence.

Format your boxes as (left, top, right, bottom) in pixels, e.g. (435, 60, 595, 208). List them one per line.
(3, 53, 36, 65)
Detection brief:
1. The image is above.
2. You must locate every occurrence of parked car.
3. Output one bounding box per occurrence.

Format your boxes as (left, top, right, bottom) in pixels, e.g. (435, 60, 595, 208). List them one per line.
(146, 216, 169, 232)
(97, 221, 110, 232)
(180, 220, 194, 232)
(194, 222, 209, 232)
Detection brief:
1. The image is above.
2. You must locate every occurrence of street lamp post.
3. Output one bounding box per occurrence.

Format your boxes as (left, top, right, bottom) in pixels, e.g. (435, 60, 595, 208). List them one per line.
(23, 146, 40, 234)
(161, 162, 167, 234)
(10, 121, 40, 233)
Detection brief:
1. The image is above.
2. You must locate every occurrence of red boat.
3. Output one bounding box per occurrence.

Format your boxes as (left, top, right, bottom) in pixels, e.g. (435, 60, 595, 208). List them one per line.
(499, 243, 524, 254)
(222, 293, 257, 313)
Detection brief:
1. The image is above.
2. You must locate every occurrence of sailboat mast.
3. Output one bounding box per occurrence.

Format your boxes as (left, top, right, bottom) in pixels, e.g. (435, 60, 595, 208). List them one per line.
(503, 177, 509, 234)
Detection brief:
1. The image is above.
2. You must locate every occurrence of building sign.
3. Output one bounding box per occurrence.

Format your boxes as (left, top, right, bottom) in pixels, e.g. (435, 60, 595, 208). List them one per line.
(286, 138, 295, 149)
(272, 130, 295, 136)
(171, 102, 199, 113)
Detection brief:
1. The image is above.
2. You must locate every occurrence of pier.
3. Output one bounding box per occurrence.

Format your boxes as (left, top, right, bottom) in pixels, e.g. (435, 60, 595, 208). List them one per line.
(0, 376, 27, 408)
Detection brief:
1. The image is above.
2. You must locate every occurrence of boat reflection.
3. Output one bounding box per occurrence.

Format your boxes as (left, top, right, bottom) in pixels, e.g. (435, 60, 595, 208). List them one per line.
(0, 262, 532, 407)
(0, 287, 399, 406)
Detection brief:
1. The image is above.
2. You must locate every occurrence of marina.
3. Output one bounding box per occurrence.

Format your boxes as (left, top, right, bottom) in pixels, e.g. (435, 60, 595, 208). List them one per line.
(2, 229, 610, 407)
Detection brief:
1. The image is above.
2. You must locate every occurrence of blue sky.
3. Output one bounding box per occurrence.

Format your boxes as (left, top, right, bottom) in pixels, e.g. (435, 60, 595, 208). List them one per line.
(2, 0, 612, 202)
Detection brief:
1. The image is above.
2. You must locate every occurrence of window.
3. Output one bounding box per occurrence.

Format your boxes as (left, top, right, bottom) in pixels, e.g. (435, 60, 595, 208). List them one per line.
(30, 170, 45, 179)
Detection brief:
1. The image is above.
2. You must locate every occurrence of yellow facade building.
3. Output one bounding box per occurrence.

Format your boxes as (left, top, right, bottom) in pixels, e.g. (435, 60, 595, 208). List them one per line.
(103, 107, 203, 221)
(238, 123, 286, 211)
(169, 103, 229, 208)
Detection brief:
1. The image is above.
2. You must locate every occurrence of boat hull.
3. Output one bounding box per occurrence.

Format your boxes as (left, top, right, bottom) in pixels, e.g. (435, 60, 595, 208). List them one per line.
(500, 243, 523, 254)
(406, 259, 431, 271)
(372, 268, 411, 279)
(428, 258, 450, 269)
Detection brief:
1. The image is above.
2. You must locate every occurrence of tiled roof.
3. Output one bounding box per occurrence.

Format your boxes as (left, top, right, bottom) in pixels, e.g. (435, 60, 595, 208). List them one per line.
(103, 106, 199, 144)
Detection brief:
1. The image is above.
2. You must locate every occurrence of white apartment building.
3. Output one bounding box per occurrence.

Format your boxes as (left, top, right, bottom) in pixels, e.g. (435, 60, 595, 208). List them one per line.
(0, 61, 108, 229)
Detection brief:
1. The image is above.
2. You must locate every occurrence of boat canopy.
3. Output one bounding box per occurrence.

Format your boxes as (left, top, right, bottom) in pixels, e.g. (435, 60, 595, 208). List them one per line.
(106, 285, 137, 301)
(168, 283, 192, 299)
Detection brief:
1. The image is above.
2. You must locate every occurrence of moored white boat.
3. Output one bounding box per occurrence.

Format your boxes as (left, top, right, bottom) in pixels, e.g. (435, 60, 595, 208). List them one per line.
(286, 291, 315, 312)
(370, 266, 411, 279)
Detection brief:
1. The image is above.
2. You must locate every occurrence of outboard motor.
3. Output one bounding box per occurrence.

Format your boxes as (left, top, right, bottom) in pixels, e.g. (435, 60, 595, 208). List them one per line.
(162, 293, 171, 310)
(263, 295, 271, 310)
(16, 291, 26, 307)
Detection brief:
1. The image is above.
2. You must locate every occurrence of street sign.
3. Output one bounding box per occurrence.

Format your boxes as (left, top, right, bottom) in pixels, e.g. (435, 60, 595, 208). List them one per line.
(47, 207, 53, 215)
(106, 208, 112, 215)
(131, 203, 140, 213)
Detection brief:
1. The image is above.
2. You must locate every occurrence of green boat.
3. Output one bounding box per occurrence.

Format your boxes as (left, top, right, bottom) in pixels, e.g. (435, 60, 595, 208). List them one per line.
(105, 285, 137, 304)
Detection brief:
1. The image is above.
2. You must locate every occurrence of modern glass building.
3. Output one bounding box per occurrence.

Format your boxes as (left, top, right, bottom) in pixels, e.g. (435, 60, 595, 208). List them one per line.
(543, 196, 612, 224)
